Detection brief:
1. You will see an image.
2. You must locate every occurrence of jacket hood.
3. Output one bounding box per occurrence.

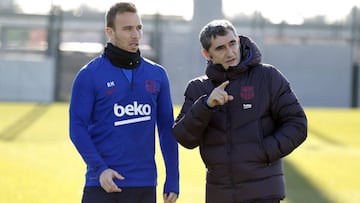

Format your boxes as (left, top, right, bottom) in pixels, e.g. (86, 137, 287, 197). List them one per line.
(205, 35, 262, 83)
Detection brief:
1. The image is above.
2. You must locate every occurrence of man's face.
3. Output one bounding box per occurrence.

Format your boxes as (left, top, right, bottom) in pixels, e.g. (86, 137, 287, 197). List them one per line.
(203, 32, 240, 70)
(106, 12, 143, 53)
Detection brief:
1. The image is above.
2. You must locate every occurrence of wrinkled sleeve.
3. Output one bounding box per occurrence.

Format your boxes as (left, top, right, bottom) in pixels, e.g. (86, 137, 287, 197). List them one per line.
(172, 81, 216, 149)
(156, 69, 180, 195)
(263, 67, 308, 162)
(69, 68, 108, 176)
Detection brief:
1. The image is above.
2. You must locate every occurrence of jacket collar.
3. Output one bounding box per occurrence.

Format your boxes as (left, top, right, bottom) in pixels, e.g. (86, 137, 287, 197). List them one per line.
(103, 42, 142, 69)
(205, 35, 262, 84)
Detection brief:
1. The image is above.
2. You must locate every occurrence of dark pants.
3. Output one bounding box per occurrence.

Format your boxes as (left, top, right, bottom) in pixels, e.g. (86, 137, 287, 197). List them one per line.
(81, 186, 156, 203)
(244, 199, 281, 203)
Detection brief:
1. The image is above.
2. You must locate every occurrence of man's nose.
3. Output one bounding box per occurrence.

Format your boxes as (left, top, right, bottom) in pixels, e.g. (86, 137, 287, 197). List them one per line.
(225, 46, 234, 56)
(131, 30, 141, 38)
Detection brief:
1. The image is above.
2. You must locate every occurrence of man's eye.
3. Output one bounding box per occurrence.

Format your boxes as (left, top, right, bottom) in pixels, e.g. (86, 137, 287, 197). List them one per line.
(215, 46, 225, 51)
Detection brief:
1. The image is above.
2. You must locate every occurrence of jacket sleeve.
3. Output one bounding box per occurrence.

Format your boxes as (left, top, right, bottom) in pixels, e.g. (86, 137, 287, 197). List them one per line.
(69, 68, 108, 176)
(156, 69, 179, 195)
(172, 81, 216, 149)
(263, 67, 308, 162)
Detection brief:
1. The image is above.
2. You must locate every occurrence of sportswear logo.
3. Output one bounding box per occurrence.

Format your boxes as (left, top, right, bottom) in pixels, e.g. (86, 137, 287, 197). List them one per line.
(240, 86, 255, 100)
(113, 101, 151, 126)
(243, 103, 252, 110)
(145, 80, 156, 93)
(107, 81, 115, 87)
(106, 81, 116, 95)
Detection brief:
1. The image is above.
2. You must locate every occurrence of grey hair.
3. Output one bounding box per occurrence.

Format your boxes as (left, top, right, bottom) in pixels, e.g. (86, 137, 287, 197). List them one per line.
(199, 20, 237, 51)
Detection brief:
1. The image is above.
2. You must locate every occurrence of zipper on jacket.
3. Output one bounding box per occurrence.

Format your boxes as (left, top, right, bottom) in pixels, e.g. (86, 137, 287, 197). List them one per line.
(223, 73, 236, 190)
(130, 69, 134, 90)
(120, 68, 134, 90)
(225, 103, 237, 202)
(225, 103, 235, 187)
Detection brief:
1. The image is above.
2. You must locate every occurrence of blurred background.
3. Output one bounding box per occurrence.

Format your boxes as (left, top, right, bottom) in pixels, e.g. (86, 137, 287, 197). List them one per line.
(0, 0, 360, 107)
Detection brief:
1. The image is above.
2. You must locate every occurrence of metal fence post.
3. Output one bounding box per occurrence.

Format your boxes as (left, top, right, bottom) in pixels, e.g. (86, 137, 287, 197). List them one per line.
(351, 63, 359, 108)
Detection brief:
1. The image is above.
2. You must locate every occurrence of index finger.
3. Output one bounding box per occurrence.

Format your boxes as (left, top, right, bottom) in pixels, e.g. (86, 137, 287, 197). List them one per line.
(217, 80, 229, 90)
(164, 192, 178, 202)
(113, 171, 125, 181)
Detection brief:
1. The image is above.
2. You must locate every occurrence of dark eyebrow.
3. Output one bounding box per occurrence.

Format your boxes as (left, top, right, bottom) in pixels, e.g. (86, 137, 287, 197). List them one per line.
(121, 25, 133, 30)
(121, 24, 142, 30)
(215, 44, 226, 51)
(229, 39, 237, 44)
(214, 39, 237, 50)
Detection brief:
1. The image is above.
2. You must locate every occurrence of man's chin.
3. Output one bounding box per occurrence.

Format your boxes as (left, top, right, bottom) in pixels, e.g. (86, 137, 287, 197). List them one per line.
(225, 63, 237, 68)
(128, 48, 139, 53)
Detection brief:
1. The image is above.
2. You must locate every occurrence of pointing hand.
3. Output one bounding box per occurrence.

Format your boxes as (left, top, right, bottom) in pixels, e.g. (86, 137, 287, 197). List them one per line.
(206, 80, 234, 108)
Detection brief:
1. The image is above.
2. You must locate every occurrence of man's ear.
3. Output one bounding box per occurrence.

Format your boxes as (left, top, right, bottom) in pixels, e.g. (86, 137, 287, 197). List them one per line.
(105, 27, 114, 40)
(201, 49, 212, 60)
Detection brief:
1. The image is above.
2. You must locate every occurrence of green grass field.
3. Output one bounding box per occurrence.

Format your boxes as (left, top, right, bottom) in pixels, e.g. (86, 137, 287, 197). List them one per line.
(0, 102, 359, 203)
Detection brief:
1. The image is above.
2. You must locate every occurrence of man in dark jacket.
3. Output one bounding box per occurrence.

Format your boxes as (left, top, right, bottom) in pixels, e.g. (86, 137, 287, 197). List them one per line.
(172, 20, 307, 203)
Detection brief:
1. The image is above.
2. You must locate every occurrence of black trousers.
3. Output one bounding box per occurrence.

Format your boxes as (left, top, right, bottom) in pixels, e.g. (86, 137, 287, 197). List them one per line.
(244, 198, 281, 203)
(81, 186, 156, 203)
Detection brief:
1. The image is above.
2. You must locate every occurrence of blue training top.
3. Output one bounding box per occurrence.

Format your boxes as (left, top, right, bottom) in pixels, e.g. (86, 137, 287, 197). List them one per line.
(69, 53, 179, 194)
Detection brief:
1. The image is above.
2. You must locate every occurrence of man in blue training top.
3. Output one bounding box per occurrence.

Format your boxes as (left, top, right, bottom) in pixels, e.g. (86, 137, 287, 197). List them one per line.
(69, 2, 179, 203)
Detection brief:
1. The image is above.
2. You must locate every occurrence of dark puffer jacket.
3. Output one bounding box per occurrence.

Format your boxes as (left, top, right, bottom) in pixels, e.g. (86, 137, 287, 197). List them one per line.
(172, 35, 307, 203)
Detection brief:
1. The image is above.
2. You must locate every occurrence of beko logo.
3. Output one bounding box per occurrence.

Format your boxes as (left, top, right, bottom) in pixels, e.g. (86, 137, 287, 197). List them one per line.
(113, 101, 151, 126)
